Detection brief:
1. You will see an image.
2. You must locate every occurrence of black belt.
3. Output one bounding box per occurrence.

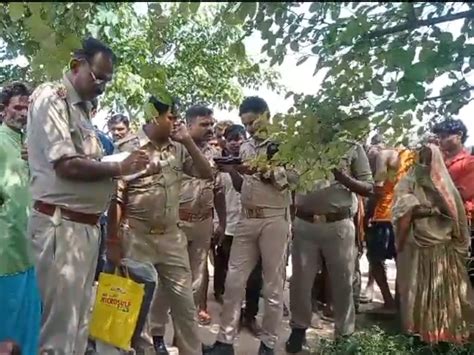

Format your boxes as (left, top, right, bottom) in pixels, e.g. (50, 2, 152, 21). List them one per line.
(295, 209, 352, 224)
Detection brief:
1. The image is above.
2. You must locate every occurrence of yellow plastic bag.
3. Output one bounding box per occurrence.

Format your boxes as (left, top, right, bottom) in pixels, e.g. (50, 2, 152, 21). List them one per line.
(89, 269, 145, 350)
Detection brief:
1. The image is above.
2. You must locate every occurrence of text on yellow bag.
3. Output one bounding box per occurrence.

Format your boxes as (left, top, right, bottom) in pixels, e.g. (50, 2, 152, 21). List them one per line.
(89, 270, 145, 350)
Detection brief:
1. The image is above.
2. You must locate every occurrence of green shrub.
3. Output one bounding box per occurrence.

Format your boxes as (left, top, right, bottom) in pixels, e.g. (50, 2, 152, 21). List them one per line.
(312, 326, 474, 355)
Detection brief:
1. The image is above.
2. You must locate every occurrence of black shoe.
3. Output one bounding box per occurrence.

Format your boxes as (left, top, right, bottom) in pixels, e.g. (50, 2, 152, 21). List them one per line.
(285, 328, 307, 354)
(258, 342, 274, 355)
(215, 293, 224, 304)
(152, 336, 169, 355)
(85, 339, 96, 355)
(202, 341, 235, 355)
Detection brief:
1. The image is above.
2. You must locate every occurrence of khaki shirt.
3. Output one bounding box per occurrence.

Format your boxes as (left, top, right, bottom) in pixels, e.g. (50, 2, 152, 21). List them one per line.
(27, 75, 113, 214)
(295, 142, 373, 215)
(179, 143, 222, 214)
(114, 128, 192, 232)
(239, 137, 291, 209)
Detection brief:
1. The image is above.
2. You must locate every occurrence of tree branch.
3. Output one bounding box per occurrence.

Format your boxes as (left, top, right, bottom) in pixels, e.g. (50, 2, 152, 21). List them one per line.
(424, 86, 474, 102)
(367, 9, 474, 39)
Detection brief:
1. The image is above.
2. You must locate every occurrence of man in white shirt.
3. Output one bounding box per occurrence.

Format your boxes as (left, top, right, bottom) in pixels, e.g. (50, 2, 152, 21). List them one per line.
(212, 124, 246, 303)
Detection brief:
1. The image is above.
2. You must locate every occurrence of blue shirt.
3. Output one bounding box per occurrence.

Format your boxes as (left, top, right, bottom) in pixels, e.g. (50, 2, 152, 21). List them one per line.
(96, 130, 114, 226)
(96, 130, 114, 156)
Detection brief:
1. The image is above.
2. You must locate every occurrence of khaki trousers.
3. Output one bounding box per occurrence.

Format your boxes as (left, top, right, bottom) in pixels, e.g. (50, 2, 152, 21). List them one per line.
(123, 224, 202, 355)
(216, 213, 289, 348)
(28, 209, 99, 355)
(184, 217, 213, 306)
(153, 217, 213, 328)
(290, 217, 356, 336)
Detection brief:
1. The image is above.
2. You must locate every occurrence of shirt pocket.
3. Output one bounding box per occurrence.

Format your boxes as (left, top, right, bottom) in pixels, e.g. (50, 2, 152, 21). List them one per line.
(75, 119, 103, 159)
(127, 174, 167, 221)
(180, 179, 214, 212)
(82, 129, 104, 159)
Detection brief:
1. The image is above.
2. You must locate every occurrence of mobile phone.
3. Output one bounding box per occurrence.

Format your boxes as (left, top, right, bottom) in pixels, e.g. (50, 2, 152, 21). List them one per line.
(213, 157, 242, 165)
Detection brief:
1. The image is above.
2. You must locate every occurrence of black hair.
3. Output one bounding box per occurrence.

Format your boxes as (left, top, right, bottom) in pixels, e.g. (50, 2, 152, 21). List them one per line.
(185, 105, 213, 124)
(149, 95, 179, 116)
(224, 124, 246, 140)
(72, 37, 117, 64)
(370, 133, 383, 145)
(107, 113, 130, 128)
(432, 119, 468, 144)
(0, 82, 30, 107)
(239, 96, 270, 117)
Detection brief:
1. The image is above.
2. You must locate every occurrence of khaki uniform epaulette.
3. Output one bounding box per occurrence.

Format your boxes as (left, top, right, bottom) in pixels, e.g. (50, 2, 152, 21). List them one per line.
(115, 134, 139, 153)
(30, 81, 67, 104)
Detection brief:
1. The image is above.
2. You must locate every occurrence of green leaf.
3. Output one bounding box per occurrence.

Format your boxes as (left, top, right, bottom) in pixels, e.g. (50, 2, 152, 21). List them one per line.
(375, 100, 391, 112)
(405, 62, 429, 82)
(260, 18, 273, 33)
(386, 48, 414, 69)
(285, 91, 294, 99)
(397, 78, 413, 97)
(236, 2, 256, 22)
(24, 15, 53, 43)
(149, 3, 162, 16)
(189, 2, 200, 14)
(8, 3, 25, 21)
(296, 55, 309, 66)
(419, 47, 435, 62)
(438, 31, 453, 44)
(309, 2, 320, 13)
(229, 41, 246, 59)
(178, 2, 190, 17)
(412, 84, 425, 101)
(290, 40, 299, 52)
(330, 6, 341, 21)
(371, 79, 383, 96)
(62, 34, 82, 53)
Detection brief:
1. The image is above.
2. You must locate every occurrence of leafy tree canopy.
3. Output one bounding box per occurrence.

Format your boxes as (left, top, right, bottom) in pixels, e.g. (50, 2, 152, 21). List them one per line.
(218, 2, 474, 189)
(0, 2, 279, 121)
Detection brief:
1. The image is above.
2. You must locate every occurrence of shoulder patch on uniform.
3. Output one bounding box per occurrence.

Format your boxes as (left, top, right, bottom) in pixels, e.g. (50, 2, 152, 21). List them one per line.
(116, 134, 139, 152)
(56, 84, 67, 99)
(30, 81, 65, 103)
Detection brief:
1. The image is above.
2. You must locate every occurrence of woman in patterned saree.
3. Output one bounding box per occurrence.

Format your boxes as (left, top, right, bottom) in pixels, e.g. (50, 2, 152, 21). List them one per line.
(392, 143, 473, 344)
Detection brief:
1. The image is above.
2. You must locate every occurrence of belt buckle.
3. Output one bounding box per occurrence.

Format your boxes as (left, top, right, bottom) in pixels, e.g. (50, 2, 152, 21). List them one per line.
(150, 224, 166, 235)
(313, 214, 327, 224)
(246, 208, 264, 219)
(245, 207, 263, 218)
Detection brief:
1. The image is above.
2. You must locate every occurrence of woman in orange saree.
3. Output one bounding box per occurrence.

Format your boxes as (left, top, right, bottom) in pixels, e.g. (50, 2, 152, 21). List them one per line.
(392, 144, 473, 344)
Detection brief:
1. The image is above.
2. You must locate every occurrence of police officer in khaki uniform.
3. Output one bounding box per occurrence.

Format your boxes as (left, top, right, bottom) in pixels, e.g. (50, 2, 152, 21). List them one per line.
(27, 38, 149, 355)
(285, 141, 373, 353)
(153, 105, 226, 335)
(206, 97, 296, 355)
(106, 97, 213, 355)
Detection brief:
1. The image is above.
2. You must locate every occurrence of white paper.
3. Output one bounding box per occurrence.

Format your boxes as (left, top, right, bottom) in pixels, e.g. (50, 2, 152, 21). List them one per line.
(103, 152, 174, 181)
(102, 152, 130, 163)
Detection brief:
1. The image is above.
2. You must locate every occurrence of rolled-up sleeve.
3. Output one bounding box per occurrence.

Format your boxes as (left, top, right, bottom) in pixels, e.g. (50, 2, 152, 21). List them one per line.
(351, 144, 374, 183)
(113, 179, 127, 204)
(30, 91, 79, 164)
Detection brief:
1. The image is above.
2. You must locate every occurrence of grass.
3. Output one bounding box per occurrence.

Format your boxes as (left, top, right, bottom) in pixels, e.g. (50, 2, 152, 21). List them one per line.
(311, 326, 474, 355)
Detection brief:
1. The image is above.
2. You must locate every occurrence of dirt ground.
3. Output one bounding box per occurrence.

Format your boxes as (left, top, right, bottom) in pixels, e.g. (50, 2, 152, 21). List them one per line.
(161, 254, 397, 355)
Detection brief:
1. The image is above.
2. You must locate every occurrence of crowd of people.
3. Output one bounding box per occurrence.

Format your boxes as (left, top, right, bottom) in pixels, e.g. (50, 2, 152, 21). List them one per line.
(1, 36, 474, 355)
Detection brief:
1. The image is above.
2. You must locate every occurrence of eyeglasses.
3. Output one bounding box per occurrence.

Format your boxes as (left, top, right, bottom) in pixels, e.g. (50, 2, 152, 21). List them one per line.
(84, 59, 111, 86)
